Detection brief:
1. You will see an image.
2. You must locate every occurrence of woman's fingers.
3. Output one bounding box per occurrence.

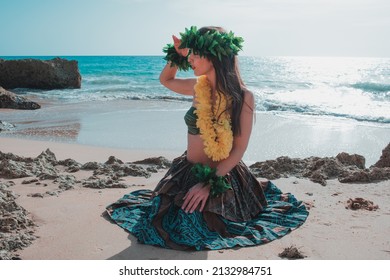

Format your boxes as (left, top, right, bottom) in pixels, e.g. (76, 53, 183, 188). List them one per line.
(199, 199, 207, 212)
(172, 35, 189, 57)
(188, 195, 202, 213)
(182, 192, 199, 213)
(183, 196, 194, 213)
(181, 193, 191, 211)
(172, 35, 181, 50)
(172, 35, 180, 44)
(181, 183, 210, 213)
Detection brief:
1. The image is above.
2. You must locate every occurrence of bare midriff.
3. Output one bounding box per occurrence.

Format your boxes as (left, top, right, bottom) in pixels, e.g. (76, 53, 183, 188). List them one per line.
(186, 134, 219, 168)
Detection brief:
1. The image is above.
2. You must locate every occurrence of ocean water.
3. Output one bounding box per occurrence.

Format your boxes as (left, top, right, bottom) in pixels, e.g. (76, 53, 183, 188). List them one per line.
(4, 55, 390, 125)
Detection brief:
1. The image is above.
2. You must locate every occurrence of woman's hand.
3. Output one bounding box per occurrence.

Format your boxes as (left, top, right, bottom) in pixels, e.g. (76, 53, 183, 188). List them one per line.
(182, 183, 210, 213)
(172, 35, 189, 57)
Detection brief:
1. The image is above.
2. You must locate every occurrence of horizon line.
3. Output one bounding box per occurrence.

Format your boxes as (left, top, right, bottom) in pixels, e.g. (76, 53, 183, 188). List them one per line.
(1, 54, 390, 59)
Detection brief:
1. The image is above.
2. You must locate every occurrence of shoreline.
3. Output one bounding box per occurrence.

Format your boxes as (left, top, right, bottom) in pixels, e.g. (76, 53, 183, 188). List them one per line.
(1, 99, 389, 166)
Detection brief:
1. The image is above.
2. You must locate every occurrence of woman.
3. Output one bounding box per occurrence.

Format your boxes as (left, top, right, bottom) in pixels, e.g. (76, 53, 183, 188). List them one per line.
(106, 26, 308, 250)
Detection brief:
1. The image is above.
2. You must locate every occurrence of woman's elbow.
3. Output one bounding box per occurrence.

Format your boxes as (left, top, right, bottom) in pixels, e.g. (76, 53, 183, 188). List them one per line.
(159, 74, 166, 86)
(159, 74, 174, 87)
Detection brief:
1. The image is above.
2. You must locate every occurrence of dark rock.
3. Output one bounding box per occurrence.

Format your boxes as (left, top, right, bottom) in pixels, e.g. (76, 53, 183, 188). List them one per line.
(146, 166, 159, 173)
(92, 162, 151, 178)
(45, 191, 60, 196)
(305, 157, 343, 180)
(82, 176, 129, 189)
(345, 198, 378, 211)
(0, 87, 40, 110)
(21, 179, 39, 185)
(336, 152, 365, 169)
(249, 156, 308, 180)
(338, 170, 370, 183)
(80, 156, 155, 189)
(105, 156, 124, 165)
(81, 161, 102, 170)
(278, 246, 306, 259)
(133, 156, 172, 168)
(55, 174, 77, 191)
(368, 167, 390, 181)
(0, 149, 58, 179)
(0, 160, 35, 178)
(0, 182, 36, 260)
(28, 193, 44, 198)
(374, 143, 390, 168)
(58, 158, 82, 173)
(0, 151, 32, 162)
(37, 149, 57, 165)
(0, 120, 16, 131)
(0, 57, 81, 89)
(339, 167, 390, 183)
(307, 171, 327, 186)
(250, 149, 390, 185)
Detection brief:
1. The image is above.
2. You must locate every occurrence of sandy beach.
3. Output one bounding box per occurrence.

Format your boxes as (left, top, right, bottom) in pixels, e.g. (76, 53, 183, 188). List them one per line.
(1, 101, 389, 260)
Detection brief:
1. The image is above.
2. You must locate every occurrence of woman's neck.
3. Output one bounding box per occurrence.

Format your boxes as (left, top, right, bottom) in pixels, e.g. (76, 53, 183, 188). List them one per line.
(204, 71, 217, 93)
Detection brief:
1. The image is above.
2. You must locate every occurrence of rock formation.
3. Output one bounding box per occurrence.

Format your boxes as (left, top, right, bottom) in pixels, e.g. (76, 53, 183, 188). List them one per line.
(0, 87, 40, 110)
(0, 57, 81, 89)
(249, 148, 390, 185)
(0, 181, 36, 260)
(374, 143, 390, 168)
(0, 121, 16, 132)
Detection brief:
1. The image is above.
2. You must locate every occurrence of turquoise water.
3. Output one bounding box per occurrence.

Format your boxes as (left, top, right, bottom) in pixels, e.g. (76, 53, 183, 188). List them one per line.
(3, 55, 390, 124)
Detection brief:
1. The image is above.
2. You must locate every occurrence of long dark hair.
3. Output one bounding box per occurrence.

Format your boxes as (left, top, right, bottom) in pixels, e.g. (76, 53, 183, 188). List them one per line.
(198, 26, 246, 136)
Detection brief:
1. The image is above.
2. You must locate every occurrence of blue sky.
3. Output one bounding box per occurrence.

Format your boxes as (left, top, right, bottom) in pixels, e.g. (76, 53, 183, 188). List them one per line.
(1, 0, 389, 57)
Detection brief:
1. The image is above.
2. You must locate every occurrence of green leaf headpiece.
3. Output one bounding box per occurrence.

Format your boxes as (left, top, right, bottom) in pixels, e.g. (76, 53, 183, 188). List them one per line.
(162, 43, 191, 71)
(179, 26, 244, 61)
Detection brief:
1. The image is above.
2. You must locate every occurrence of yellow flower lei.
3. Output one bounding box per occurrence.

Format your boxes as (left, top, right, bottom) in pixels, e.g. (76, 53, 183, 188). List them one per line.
(194, 75, 233, 161)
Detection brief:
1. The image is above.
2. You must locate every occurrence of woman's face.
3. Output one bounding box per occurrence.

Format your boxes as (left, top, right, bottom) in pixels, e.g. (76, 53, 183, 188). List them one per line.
(188, 51, 214, 76)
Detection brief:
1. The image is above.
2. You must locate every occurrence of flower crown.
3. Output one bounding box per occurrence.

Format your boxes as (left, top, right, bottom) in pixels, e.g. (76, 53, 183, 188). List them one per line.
(163, 26, 244, 71)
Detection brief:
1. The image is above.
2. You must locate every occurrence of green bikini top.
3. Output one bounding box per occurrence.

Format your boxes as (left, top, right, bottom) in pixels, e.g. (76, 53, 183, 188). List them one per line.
(184, 106, 200, 135)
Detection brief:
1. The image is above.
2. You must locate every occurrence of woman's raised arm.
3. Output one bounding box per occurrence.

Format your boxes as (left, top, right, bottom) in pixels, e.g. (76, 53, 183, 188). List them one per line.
(159, 35, 196, 95)
(159, 63, 196, 95)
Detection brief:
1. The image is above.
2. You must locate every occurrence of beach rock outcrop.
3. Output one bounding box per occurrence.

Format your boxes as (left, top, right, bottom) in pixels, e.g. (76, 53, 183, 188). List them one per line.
(82, 176, 129, 189)
(336, 152, 365, 169)
(0, 87, 40, 110)
(278, 246, 306, 259)
(0, 120, 16, 132)
(133, 156, 172, 169)
(82, 157, 151, 178)
(0, 182, 36, 260)
(0, 57, 81, 90)
(0, 149, 58, 179)
(250, 150, 390, 185)
(0, 150, 159, 191)
(374, 143, 390, 168)
(345, 197, 379, 211)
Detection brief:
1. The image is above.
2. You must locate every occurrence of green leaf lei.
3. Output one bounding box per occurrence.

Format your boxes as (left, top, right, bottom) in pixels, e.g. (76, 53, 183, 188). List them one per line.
(162, 44, 191, 71)
(191, 163, 232, 197)
(179, 26, 244, 61)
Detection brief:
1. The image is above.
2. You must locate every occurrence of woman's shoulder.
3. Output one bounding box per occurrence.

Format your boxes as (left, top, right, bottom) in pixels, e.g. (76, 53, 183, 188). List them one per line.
(242, 87, 253, 97)
(242, 88, 255, 108)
